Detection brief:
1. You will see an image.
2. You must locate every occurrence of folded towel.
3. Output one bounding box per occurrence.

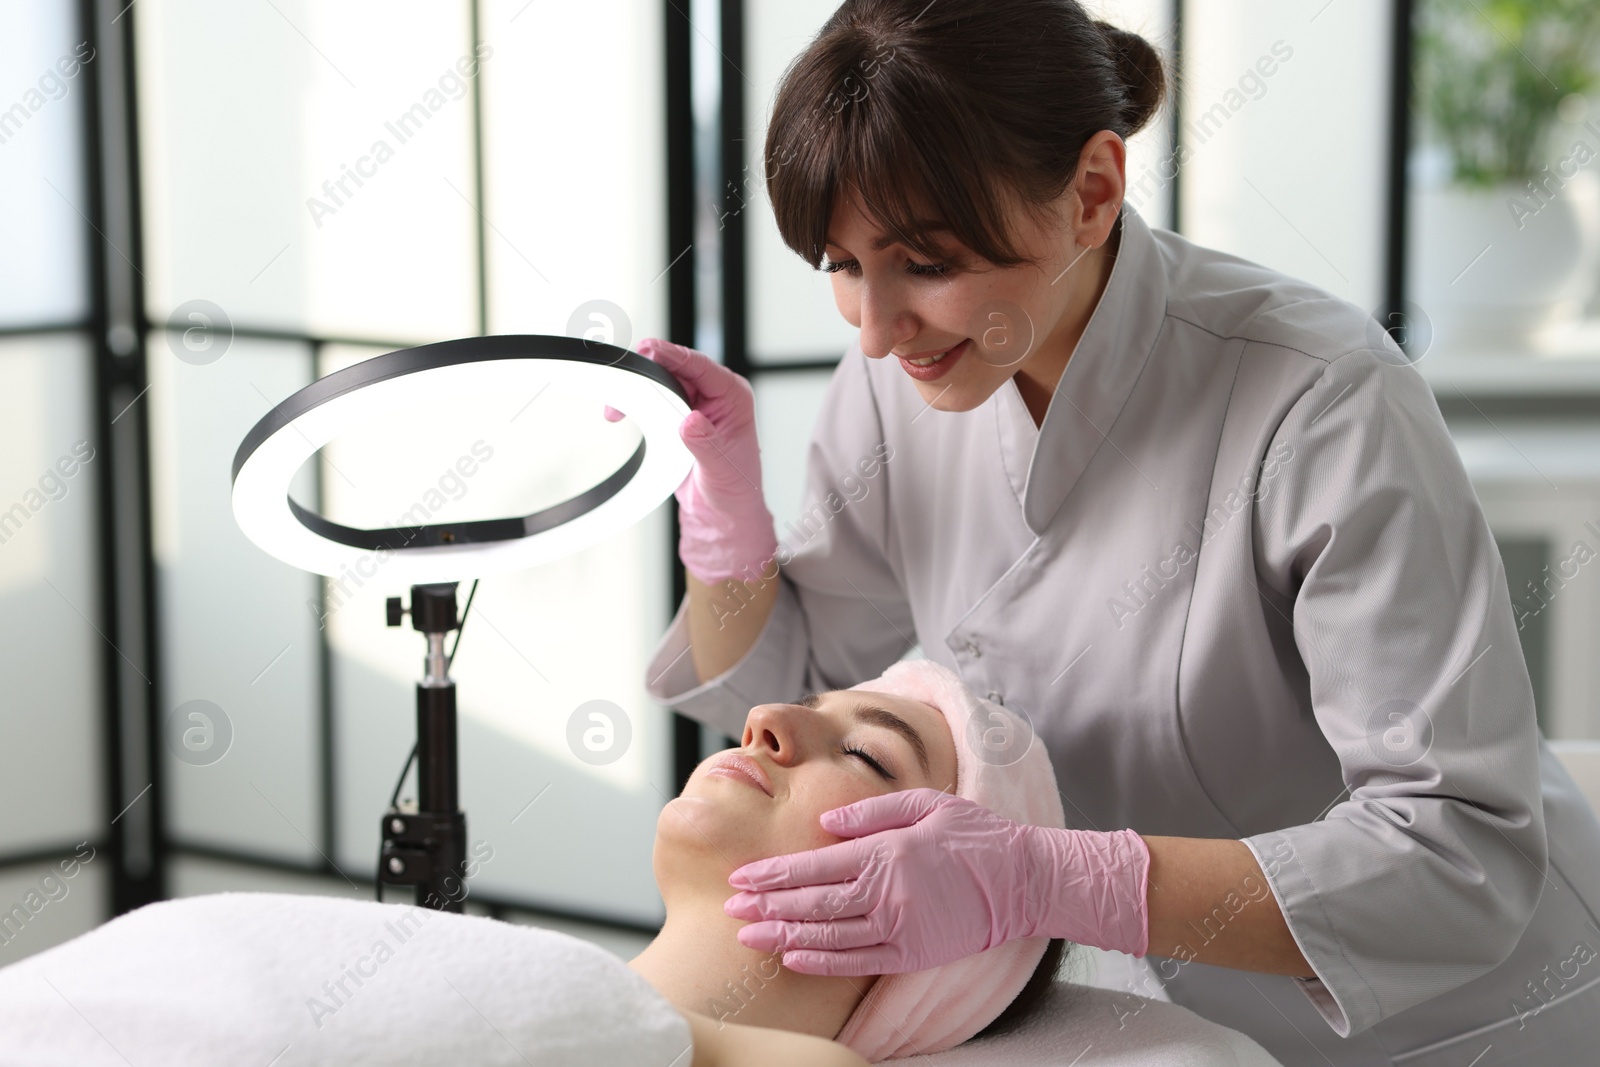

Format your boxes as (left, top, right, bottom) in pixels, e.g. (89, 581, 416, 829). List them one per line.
(0, 891, 691, 1067)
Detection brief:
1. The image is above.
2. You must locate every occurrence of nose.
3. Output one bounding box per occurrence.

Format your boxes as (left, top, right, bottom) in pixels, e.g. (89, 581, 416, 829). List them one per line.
(856, 280, 918, 361)
(742, 703, 802, 766)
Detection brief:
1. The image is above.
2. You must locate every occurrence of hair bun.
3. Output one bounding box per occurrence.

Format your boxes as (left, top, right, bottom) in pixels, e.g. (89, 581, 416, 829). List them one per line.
(1092, 18, 1168, 137)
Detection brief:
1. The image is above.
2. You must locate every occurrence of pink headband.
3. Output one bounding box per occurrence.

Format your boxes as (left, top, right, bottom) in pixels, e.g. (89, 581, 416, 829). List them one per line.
(832, 657, 1065, 1061)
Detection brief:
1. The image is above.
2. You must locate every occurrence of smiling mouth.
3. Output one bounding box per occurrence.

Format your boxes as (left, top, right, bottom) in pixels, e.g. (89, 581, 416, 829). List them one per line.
(897, 341, 963, 366)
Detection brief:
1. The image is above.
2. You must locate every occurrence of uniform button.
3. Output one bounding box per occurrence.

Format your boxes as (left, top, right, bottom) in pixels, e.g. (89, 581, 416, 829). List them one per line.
(966, 640, 982, 658)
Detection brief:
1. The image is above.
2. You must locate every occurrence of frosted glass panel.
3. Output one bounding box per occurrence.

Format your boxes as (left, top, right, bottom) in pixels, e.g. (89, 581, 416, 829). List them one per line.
(168, 854, 369, 902)
(1179, 1, 1388, 309)
(477, 0, 667, 341)
(0, 333, 102, 853)
(136, 0, 477, 341)
(753, 368, 835, 536)
(746, 2, 1177, 364)
(0, 2, 89, 326)
(0, 857, 108, 967)
(149, 333, 323, 864)
(318, 346, 676, 923)
(746, 0, 871, 365)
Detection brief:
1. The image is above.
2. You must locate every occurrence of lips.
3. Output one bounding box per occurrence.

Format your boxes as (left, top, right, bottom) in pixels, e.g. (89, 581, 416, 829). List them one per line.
(896, 337, 969, 381)
(706, 752, 774, 796)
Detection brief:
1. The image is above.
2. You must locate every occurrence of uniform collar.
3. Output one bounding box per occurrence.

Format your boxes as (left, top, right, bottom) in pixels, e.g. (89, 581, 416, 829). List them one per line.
(1018, 200, 1168, 534)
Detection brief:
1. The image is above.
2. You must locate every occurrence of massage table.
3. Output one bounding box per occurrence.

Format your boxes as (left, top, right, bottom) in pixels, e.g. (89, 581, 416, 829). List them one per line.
(0, 893, 1283, 1065)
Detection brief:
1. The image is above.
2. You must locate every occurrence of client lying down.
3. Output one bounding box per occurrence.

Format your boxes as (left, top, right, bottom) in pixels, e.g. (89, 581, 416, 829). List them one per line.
(0, 659, 1279, 1065)
(634, 656, 1072, 1063)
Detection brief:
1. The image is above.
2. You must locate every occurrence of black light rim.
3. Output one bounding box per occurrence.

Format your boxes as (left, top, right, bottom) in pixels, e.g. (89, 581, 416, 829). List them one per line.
(231, 334, 689, 554)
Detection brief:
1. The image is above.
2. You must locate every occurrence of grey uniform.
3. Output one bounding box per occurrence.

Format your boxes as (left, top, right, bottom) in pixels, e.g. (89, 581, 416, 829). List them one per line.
(644, 201, 1600, 1066)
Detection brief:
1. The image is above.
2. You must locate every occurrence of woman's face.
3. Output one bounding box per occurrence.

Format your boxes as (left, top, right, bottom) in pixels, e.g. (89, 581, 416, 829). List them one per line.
(661, 689, 960, 869)
(822, 130, 1125, 414)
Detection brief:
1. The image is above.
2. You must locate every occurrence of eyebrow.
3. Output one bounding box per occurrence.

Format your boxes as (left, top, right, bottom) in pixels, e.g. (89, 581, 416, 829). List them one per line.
(824, 222, 954, 253)
(796, 691, 931, 777)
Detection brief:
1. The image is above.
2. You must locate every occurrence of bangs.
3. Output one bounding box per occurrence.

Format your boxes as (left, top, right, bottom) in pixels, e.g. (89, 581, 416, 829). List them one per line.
(763, 40, 1041, 272)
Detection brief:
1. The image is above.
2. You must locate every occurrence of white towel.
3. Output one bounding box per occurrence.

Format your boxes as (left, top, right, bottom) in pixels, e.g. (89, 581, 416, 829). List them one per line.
(0, 891, 1282, 1066)
(0, 892, 692, 1067)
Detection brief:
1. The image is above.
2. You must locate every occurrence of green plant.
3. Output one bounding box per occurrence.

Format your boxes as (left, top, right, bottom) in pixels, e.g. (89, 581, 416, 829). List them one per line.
(1416, 0, 1600, 186)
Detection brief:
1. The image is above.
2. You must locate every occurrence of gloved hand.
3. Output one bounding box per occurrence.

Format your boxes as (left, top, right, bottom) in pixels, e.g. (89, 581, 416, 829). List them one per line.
(721, 787, 1150, 976)
(604, 337, 779, 585)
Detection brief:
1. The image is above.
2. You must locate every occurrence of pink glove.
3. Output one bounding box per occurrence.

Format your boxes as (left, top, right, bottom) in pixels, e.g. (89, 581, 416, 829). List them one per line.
(721, 788, 1150, 976)
(604, 337, 779, 585)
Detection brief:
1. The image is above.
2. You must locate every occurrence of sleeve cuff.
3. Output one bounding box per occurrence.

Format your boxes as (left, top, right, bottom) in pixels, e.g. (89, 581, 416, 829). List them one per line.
(1240, 831, 1376, 1037)
(643, 576, 808, 740)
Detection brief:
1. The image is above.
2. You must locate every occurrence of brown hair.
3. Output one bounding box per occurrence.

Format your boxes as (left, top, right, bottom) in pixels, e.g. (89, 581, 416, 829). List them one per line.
(763, 0, 1169, 272)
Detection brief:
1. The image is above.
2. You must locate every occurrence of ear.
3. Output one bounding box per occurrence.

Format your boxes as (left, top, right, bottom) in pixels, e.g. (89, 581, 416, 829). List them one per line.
(1071, 130, 1128, 248)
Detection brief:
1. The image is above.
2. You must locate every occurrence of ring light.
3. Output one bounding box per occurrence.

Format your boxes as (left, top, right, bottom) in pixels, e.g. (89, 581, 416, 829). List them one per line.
(231, 334, 694, 585)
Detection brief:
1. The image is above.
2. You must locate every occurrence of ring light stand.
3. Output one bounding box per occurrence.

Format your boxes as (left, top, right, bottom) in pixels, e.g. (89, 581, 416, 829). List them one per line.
(231, 334, 693, 911)
(380, 582, 467, 910)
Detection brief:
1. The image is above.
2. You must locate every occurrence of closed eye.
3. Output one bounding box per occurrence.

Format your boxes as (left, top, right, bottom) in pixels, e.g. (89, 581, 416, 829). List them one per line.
(843, 743, 895, 781)
(821, 257, 949, 278)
